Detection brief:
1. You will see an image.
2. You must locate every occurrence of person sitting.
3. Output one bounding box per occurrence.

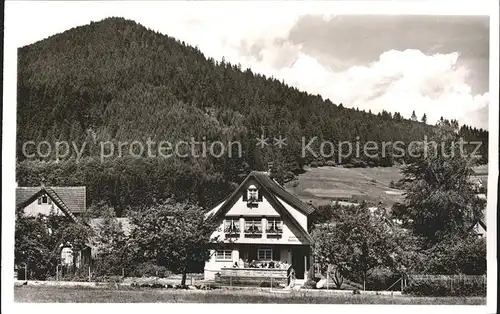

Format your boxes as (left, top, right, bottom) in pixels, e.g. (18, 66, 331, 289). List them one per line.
(269, 260, 275, 268)
(233, 261, 238, 268)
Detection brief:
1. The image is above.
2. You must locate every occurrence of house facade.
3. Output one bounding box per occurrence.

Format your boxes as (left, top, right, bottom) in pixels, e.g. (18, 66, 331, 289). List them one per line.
(204, 171, 315, 282)
(15, 184, 91, 275)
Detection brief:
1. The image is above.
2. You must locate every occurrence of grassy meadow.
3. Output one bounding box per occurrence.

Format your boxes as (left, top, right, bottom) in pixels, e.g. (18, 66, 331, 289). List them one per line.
(14, 286, 486, 304)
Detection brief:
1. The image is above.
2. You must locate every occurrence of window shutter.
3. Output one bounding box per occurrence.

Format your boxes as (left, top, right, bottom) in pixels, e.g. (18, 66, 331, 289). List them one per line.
(38, 197, 42, 205)
(242, 190, 248, 202)
(257, 190, 263, 202)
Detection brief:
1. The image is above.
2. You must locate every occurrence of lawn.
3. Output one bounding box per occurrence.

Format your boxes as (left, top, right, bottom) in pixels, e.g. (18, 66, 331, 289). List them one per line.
(14, 286, 486, 304)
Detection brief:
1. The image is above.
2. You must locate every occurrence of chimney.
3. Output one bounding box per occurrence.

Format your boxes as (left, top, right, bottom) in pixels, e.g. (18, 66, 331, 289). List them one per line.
(40, 177, 46, 187)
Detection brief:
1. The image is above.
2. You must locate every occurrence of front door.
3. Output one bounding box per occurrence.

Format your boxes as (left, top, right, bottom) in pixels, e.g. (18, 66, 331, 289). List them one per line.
(291, 247, 306, 279)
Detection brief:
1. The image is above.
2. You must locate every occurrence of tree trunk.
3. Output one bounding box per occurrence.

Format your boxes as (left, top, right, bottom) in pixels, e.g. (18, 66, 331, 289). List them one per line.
(181, 264, 188, 286)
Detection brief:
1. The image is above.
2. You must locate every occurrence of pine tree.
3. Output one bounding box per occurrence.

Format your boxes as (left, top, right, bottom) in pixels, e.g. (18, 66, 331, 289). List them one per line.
(421, 113, 427, 124)
(411, 110, 417, 121)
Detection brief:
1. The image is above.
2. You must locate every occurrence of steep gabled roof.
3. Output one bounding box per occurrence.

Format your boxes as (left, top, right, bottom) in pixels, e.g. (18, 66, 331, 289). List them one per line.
(251, 171, 315, 215)
(206, 171, 315, 242)
(16, 187, 79, 223)
(16, 186, 86, 214)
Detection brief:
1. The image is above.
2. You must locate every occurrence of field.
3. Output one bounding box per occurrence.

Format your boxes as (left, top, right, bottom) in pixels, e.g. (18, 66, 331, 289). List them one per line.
(285, 165, 488, 208)
(14, 286, 486, 304)
(285, 166, 405, 208)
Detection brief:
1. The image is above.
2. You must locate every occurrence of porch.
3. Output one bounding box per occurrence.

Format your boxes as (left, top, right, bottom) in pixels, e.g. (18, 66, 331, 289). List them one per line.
(204, 244, 312, 282)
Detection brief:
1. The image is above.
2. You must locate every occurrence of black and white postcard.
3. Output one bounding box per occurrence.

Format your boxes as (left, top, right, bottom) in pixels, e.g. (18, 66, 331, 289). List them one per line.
(2, 1, 498, 313)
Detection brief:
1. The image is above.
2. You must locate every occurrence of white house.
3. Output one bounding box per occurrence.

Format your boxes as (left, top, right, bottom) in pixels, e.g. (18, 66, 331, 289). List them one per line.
(15, 183, 91, 274)
(203, 171, 315, 282)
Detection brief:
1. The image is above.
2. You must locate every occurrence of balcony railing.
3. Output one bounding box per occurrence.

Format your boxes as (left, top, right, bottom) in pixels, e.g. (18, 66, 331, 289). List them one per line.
(266, 227, 283, 236)
(244, 226, 262, 237)
(224, 227, 240, 237)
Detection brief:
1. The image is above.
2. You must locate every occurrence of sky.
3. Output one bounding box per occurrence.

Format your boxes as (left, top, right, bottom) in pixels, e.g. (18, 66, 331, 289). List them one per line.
(7, 1, 492, 129)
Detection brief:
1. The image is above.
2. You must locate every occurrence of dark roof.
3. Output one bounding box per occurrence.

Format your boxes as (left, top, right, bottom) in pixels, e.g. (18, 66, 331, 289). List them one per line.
(251, 171, 315, 215)
(16, 186, 86, 214)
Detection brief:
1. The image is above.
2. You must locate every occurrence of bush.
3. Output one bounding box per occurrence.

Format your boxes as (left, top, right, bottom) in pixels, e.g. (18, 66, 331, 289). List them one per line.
(302, 278, 318, 289)
(310, 161, 319, 168)
(325, 160, 336, 167)
(316, 161, 324, 167)
(128, 262, 172, 278)
(365, 267, 401, 291)
(404, 278, 486, 297)
(259, 281, 281, 288)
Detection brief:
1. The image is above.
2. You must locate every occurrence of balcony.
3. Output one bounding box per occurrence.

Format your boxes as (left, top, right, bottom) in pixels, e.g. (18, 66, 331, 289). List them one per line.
(224, 227, 240, 238)
(244, 226, 262, 238)
(266, 227, 283, 238)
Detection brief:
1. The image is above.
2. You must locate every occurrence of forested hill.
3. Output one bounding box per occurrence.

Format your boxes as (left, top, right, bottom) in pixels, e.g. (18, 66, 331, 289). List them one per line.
(16, 17, 488, 214)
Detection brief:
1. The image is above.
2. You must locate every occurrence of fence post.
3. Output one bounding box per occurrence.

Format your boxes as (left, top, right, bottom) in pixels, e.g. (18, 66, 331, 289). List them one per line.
(271, 277, 273, 291)
(230, 275, 232, 287)
(326, 265, 329, 290)
(25, 264, 28, 281)
(88, 266, 91, 282)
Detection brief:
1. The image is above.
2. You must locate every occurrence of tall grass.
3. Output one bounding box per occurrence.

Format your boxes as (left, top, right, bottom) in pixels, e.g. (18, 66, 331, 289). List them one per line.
(14, 286, 485, 304)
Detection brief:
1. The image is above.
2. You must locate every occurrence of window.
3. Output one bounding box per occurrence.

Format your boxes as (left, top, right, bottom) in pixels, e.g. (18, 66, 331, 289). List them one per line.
(39, 195, 51, 205)
(224, 218, 240, 234)
(61, 247, 73, 266)
(247, 185, 259, 203)
(244, 219, 262, 235)
(266, 218, 283, 234)
(215, 250, 232, 261)
(257, 248, 272, 261)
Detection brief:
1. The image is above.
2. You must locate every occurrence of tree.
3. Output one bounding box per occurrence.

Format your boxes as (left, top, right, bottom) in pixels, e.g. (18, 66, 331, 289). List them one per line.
(423, 233, 486, 275)
(90, 206, 133, 277)
(311, 205, 396, 290)
(411, 110, 417, 121)
(129, 199, 219, 286)
(15, 210, 93, 280)
(421, 113, 427, 124)
(393, 122, 484, 244)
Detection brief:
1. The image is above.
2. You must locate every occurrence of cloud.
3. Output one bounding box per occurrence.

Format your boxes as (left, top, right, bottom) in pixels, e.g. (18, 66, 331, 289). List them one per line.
(8, 2, 489, 129)
(233, 44, 489, 129)
(153, 13, 489, 129)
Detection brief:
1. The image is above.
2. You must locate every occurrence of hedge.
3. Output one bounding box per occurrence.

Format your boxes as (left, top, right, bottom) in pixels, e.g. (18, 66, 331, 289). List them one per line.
(404, 278, 486, 297)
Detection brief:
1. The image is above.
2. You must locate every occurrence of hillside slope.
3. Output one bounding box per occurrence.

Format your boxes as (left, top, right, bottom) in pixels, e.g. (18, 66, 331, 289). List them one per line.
(16, 17, 489, 212)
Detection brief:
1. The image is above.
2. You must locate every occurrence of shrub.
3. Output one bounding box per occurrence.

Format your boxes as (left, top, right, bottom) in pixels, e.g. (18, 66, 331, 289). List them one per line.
(403, 278, 486, 297)
(259, 281, 281, 288)
(302, 278, 318, 289)
(325, 160, 336, 167)
(316, 161, 325, 167)
(128, 262, 172, 278)
(310, 161, 319, 168)
(365, 267, 401, 291)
